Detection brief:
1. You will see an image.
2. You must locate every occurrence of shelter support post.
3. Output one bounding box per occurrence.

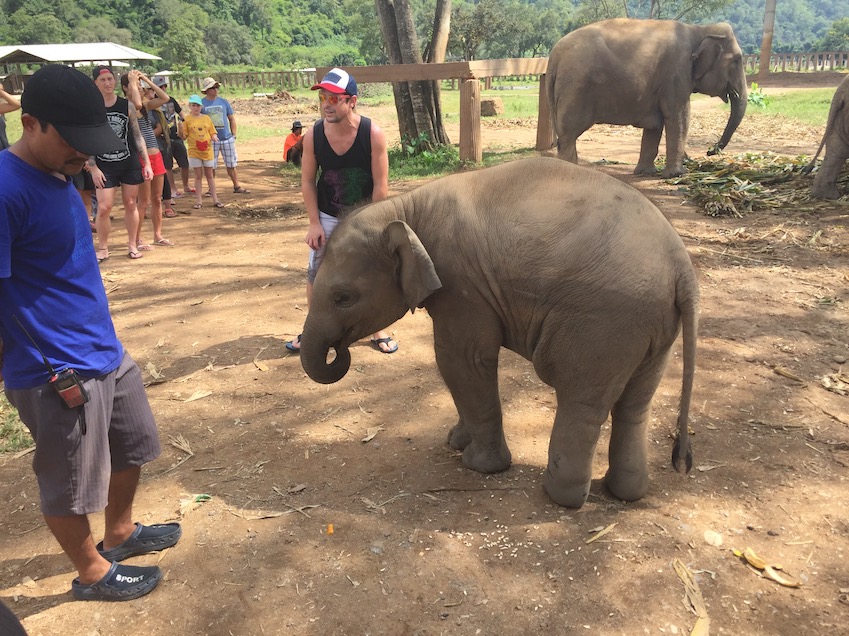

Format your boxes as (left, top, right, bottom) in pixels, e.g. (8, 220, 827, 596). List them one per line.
(536, 73, 555, 152)
(459, 78, 482, 163)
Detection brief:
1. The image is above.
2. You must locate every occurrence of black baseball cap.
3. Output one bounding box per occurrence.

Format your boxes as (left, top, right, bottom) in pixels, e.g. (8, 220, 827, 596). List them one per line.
(22, 65, 125, 156)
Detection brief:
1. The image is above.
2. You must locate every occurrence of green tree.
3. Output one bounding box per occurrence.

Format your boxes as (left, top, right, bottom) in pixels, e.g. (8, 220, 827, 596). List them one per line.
(157, 1, 209, 70)
(74, 17, 133, 44)
(449, 0, 512, 61)
(7, 9, 71, 43)
(818, 17, 849, 50)
(207, 21, 255, 64)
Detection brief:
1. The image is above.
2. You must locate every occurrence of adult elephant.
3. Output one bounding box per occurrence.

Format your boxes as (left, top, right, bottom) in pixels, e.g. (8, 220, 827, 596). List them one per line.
(298, 157, 699, 509)
(546, 18, 748, 177)
(803, 74, 849, 199)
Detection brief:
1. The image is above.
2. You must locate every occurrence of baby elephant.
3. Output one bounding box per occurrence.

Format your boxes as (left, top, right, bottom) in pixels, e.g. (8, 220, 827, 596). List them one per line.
(804, 74, 849, 199)
(299, 157, 699, 508)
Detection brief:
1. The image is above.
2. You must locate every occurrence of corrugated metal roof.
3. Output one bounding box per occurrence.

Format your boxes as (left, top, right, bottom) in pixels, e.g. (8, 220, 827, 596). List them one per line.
(0, 42, 161, 65)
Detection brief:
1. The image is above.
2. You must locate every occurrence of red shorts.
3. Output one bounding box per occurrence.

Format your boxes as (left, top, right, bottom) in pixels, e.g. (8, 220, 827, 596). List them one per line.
(143, 150, 167, 177)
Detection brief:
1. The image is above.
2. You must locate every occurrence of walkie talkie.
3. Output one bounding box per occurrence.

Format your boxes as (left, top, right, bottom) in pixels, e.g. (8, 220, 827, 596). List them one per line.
(12, 315, 89, 409)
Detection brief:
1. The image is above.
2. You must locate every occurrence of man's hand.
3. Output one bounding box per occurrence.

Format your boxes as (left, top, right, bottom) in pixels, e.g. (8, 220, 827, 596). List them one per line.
(306, 223, 325, 250)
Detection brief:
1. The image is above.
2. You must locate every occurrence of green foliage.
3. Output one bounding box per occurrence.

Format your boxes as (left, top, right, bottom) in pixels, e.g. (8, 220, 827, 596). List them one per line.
(747, 82, 769, 108)
(74, 17, 133, 45)
(0, 395, 32, 454)
(389, 133, 461, 178)
(817, 17, 849, 50)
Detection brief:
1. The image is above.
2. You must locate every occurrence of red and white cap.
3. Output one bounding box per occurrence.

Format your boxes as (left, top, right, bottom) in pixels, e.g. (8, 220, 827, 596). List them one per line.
(311, 68, 358, 96)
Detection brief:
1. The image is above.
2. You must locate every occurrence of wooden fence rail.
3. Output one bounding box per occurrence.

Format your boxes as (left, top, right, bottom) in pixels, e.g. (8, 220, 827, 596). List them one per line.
(164, 51, 849, 93)
(743, 51, 849, 73)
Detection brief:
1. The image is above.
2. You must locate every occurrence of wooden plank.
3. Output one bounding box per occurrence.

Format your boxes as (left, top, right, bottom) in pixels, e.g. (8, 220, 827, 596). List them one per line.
(535, 74, 555, 152)
(459, 79, 481, 163)
(317, 63, 474, 84)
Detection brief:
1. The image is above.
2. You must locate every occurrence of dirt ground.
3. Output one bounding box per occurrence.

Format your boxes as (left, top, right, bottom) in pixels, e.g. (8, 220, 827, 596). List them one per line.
(1, 72, 848, 636)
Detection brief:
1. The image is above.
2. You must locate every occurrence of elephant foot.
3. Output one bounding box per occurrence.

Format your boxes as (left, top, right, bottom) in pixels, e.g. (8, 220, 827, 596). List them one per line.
(661, 165, 686, 178)
(460, 441, 511, 474)
(447, 422, 472, 451)
(604, 466, 649, 503)
(811, 184, 840, 200)
(543, 470, 590, 508)
(633, 164, 659, 176)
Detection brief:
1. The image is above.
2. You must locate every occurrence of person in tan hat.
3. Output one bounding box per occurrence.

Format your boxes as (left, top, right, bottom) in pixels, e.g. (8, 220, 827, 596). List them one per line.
(200, 76, 249, 194)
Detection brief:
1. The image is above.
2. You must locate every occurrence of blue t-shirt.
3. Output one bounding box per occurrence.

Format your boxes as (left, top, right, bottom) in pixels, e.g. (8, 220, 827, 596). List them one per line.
(0, 152, 123, 389)
(201, 96, 234, 140)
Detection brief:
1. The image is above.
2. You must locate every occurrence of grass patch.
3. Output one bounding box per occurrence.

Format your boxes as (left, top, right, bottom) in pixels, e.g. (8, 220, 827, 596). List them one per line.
(749, 88, 835, 127)
(0, 394, 32, 454)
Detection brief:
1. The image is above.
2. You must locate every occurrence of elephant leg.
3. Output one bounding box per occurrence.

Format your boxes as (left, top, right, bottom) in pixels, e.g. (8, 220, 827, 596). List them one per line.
(556, 135, 579, 163)
(604, 354, 669, 502)
(543, 394, 609, 508)
(435, 319, 511, 474)
(635, 128, 662, 175)
(811, 139, 849, 199)
(661, 103, 689, 178)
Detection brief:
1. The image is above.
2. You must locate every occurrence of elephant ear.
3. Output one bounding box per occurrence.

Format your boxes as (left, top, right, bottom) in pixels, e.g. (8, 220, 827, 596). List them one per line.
(384, 220, 442, 312)
(692, 34, 725, 81)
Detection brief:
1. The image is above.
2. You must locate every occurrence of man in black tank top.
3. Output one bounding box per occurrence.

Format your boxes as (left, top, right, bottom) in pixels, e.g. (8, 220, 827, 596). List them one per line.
(286, 68, 398, 355)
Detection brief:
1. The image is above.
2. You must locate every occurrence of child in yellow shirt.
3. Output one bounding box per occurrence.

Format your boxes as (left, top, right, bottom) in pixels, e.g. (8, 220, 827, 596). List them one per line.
(178, 95, 222, 208)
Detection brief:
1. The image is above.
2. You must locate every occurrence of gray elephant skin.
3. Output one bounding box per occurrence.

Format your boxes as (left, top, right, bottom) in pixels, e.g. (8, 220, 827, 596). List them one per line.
(805, 74, 849, 199)
(299, 157, 699, 508)
(546, 18, 748, 178)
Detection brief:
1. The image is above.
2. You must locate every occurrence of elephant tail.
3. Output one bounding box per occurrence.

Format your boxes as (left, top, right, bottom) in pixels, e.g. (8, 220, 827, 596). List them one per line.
(802, 88, 845, 174)
(672, 269, 699, 474)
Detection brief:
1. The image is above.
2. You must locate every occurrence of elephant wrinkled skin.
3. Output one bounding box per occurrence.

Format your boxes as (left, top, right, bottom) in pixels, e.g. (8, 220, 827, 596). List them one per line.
(547, 18, 748, 178)
(804, 74, 849, 199)
(299, 157, 699, 508)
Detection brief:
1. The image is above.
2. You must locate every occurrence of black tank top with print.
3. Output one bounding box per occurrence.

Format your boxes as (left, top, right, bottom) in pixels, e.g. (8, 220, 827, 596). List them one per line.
(314, 117, 373, 218)
(95, 97, 141, 173)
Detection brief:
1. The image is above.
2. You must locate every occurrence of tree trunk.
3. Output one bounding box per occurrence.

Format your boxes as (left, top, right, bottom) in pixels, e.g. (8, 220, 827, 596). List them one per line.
(758, 0, 777, 80)
(375, 0, 450, 149)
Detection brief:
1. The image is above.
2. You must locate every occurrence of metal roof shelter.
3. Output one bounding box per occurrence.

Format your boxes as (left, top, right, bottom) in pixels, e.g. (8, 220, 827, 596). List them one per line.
(0, 42, 160, 92)
(0, 42, 160, 66)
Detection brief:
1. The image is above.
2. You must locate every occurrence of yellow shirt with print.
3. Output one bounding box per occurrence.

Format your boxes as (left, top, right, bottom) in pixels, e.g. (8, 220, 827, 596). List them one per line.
(183, 113, 217, 160)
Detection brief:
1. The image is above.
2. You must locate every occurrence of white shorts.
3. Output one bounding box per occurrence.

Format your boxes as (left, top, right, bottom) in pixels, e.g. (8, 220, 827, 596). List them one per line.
(307, 211, 340, 283)
(189, 157, 215, 168)
(212, 137, 238, 169)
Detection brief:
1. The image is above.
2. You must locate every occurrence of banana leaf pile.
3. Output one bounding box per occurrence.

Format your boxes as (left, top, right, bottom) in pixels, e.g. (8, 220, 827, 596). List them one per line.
(667, 153, 849, 218)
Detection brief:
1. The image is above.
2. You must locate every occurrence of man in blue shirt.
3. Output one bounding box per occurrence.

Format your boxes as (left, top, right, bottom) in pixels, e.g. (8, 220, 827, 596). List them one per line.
(200, 76, 250, 194)
(0, 65, 181, 602)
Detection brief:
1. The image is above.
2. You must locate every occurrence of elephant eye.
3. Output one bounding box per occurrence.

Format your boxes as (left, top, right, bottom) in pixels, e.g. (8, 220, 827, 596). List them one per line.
(333, 290, 357, 308)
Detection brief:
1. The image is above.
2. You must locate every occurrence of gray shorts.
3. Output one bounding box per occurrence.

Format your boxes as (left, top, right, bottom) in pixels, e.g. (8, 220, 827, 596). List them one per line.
(307, 211, 340, 283)
(5, 351, 161, 516)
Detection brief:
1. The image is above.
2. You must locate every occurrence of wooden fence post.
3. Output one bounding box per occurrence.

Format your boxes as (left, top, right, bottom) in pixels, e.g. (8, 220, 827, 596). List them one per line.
(535, 73, 555, 152)
(459, 78, 481, 163)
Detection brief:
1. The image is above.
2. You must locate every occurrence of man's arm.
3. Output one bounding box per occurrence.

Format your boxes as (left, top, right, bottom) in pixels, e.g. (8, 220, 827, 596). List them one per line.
(227, 113, 237, 138)
(370, 123, 389, 202)
(301, 129, 324, 250)
(138, 73, 169, 110)
(0, 88, 20, 115)
(128, 102, 153, 180)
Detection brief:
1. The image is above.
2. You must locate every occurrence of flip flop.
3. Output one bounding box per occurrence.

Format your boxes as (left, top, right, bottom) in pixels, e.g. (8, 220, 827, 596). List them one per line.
(163, 209, 178, 218)
(72, 562, 162, 601)
(137, 244, 154, 251)
(96, 522, 182, 562)
(128, 251, 143, 259)
(155, 238, 174, 246)
(193, 203, 202, 209)
(214, 201, 225, 208)
(233, 186, 251, 194)
(370, 337, 398, 354)
(285, 334, 302, 353)
(96, 250, 109, 263)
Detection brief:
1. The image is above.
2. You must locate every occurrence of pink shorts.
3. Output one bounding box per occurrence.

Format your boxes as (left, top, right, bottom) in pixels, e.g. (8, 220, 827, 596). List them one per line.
(144, 151, 167, 177)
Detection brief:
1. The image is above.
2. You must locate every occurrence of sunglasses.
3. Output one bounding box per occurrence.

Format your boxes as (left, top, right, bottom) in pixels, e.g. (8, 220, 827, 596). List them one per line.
(318, 94, 351, 105)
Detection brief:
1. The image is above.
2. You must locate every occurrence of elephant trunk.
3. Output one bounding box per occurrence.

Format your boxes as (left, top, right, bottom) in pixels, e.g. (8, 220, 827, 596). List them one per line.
(709, 81, 747, 155)
(300, 334, 352, 384)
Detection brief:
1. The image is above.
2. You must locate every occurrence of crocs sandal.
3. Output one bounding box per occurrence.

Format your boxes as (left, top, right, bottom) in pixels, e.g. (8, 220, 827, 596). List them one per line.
(72, 562, 162, 601)
(96, 522, 182, 562)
